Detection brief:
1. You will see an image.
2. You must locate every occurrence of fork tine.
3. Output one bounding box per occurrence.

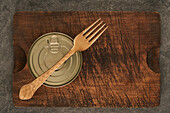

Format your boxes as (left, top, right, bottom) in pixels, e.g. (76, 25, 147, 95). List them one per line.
(82, 18, 101, 34)
(87, 23, 106, 41)
(84, 21, 103, 37)
(90, 26, 108, 44)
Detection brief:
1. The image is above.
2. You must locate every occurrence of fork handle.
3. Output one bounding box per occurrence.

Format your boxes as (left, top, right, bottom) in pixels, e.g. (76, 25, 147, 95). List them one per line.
(19, 47, 76, 100)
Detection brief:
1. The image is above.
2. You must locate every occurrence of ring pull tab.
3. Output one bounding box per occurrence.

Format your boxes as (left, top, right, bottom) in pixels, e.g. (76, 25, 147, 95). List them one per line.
(47, 35, 60, 53)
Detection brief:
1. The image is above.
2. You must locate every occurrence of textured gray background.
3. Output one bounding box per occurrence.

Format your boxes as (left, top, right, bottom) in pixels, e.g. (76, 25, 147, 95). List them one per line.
(0, 0, 170, 113)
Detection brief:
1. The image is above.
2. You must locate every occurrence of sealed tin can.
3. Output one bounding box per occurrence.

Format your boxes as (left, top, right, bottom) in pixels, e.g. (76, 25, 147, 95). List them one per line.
(28, 32, 82, 88)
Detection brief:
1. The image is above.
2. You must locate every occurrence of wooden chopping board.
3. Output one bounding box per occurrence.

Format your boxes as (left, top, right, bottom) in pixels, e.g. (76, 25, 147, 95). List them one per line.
(13, 11, 161, 107)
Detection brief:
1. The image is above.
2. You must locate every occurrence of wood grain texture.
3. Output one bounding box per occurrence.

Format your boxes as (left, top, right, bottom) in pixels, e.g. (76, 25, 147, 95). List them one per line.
(13, 11, 161, 107)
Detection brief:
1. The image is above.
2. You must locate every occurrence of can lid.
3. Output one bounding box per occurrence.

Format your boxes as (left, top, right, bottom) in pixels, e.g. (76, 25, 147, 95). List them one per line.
(28, 32, 82, 87)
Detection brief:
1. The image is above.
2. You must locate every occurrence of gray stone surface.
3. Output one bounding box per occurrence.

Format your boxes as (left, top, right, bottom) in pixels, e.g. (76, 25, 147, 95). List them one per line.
(0, 0, 170, 112)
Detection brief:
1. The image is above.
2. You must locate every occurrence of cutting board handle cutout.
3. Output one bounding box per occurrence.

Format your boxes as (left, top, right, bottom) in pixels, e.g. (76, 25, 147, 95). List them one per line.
(147, 46, 160, 73)
(14, 45, 27, 73)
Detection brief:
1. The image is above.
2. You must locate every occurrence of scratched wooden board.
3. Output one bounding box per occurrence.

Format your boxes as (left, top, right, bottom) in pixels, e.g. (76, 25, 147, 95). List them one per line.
(13, 11, 160, 107)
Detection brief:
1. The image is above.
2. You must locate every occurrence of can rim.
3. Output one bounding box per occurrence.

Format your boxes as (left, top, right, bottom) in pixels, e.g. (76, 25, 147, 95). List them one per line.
(27, 32, 83, 88)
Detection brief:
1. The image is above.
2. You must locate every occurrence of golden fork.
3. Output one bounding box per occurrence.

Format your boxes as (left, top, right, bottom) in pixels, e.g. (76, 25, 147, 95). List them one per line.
(19, 18, 108, 100)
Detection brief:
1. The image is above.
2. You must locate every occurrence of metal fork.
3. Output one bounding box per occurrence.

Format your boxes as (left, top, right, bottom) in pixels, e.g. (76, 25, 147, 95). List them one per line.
(19, 18, 108, 100)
